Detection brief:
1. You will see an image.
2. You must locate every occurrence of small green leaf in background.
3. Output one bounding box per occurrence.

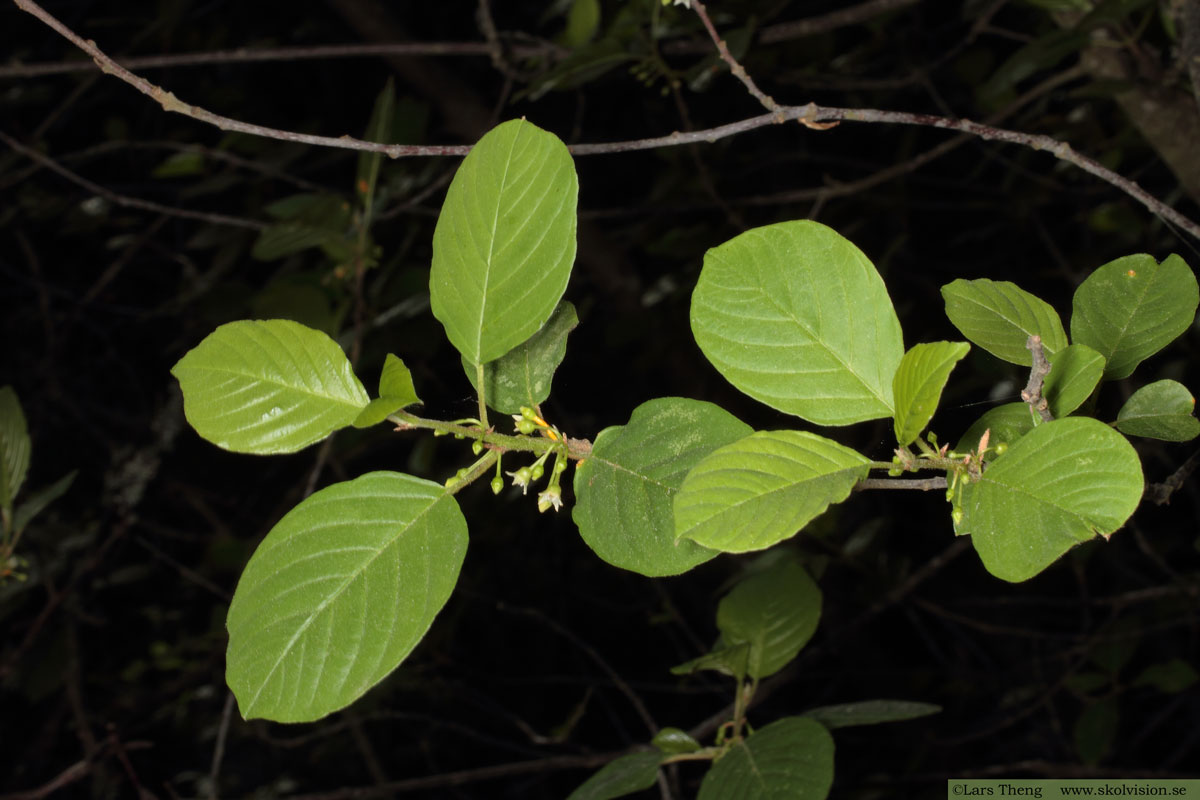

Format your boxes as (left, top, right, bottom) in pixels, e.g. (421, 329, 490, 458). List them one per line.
(1071, 253, 1198, 380)
(463, 301, 578, 414)
(171, 319, 369, 454)
(356, 77, 395, 208)
(800, 700, 942, 729)
(353, 354, 423, 428)
(674, 430, 869, 553)
(669, 642, 750, 681)
(941, 278, 1068, 365)
(13, 470, 76, 537)
(150, 150, 205, 178)
(1074, 696, 1119, 766)
(956, 402, 1036, 455)
(431, 119, 578, 366)
(652, 727, 701, 754)
(0, 386, 31, 514)
(697, 717, 834, 800)
(226, 471, 468, 723)
(1132, 658, 1198, 693)
(716, 557, 822, 679)
(1043, 344, 1105, 417)
(572, 397, 750, 576)
(565, 751, 662, 800)
(253, 194, 353, 262)
(1115, 380, 1200, 441)
(690, 220, 904, 426)
(559, 0, 601, 47)
(959, 417, 1143, 582)
(892, 341, 970, 446)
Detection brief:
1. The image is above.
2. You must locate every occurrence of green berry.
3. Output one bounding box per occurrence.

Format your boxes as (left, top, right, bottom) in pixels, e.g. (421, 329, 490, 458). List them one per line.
(531, 463, 545, 481)
(472, 440, 484, 455)
(517, 419, 537, 435)
(490, 476, 504, 495)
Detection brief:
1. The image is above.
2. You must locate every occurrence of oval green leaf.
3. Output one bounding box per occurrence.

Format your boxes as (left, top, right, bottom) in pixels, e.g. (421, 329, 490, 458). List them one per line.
(690, 220, 903, 426)
(572, 397, 751, 576)
(1071, 253, 1198, 380)
(652, 727, 701, 755)
(226, 471, 468, 722)
(716, 558, 822, 679)
(942, 278, 1067, 365)
(354, 353, 423, 428)
(430, 119, 578, 366)
(697, 716, 834, 800)
(0, 386, 31, 512)
(566, 751, 663, 800)
(1115, 380, 1200, 441)
(892, 341, 970, 446)
(958, 417, 1143, 582)
(800, 700, 942, 729)
(675, 430, 869, 553)
(1043, 344, 1104, 418)
(463, 301, 578, 414)
(956, 402, 1036, 455)
(171, 319, 369, 454)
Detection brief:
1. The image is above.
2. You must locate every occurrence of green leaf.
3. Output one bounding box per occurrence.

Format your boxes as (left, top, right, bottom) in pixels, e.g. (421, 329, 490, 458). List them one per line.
(573, 398, 750, 576)
(1074, 696, 1118, 766)
(1071, 253, 1198, 380)
(958, 417, 1143, 582)
(13, 470, 76, 536)
(172, 319, 370, 454)
(566, 751, 662, 800)
(226, 471, 467, 723)
(690, 220, 904, 426)
(956, 402, 1036, 454)
(941, 278, 1068, 365)
(697, 717, 834, 800)
(892, 341, 970, 446)
(652, 727, 701, 755)
(1043, 344, 1105, 417)
(1132, 658, 1199, 693)
(675, 431, 869, 553)
(430, 119, 578, 366)
(801, 700, 941, 729)
(463, 301, 578, 414)
(716, 558, 822, 679)
(356, 77, 395, 207)
(669, 642, 750, 681)
(253, 194, 353, 262)
(1115, 380, 1200, 441)
(560, 0, 601, 47)
(151, 150, 205, 178)
(0, 386, 31, 513)
(353, 354, 422, 429)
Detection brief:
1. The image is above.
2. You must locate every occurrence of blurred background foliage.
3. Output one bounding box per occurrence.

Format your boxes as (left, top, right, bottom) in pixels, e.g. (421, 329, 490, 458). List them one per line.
(1, 0, 1198, 797)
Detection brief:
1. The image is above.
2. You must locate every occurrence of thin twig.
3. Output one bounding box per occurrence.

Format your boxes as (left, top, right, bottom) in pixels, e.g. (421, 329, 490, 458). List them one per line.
(856, 476, 949, 491)
(207, 692, 235, 800)
(689, 0, 781, 115)
(1021, 334, 1054, 423)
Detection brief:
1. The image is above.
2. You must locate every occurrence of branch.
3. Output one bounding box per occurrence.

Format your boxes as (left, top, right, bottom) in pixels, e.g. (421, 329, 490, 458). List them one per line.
(1021, 334, 1054, 423)
(689, 0, 780, 114)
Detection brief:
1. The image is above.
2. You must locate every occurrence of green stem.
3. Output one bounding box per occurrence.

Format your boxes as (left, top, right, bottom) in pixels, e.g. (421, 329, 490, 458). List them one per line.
(475, 361, 488, 430)
(389, 410, 591, 460)
(444, 450, 499, 496)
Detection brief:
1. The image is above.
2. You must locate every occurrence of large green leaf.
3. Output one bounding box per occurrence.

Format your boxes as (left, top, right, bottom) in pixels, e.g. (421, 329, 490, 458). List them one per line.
(1071, 254, 1198, 381)
(226, 471, 467, 722)
(941, 278, 1068, 365)
(956, 402, 1036, 455)
(463, 301, 578, 414)
(716, 558, 822, 679)
(0, 386, 31, 513)
(172, 319, 369, 454)
(565, 751, 663, 800)
(1043, 344, 1104, 418)
(690, 220, 903, 426)
(800, 700, 941, 729)
(572, 397, 750, 576)
(430, 119, 578, 366)
(892, 341, 970, 446)
(697, 717, 834, 800)
(959, 417, 1143, 582)
(674, 431, 869, 553)
(1115, 380, 1200, 441)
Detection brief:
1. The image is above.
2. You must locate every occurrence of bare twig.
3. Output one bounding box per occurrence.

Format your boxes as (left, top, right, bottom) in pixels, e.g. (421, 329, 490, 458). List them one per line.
(689, 0, 781, 114)
(207, 692, 235, 800)
(1021, 334, 1054, 423)
(761, 0, 922, 44)
(1146, 448, 1200, 505)
(856, 477, 949, 491)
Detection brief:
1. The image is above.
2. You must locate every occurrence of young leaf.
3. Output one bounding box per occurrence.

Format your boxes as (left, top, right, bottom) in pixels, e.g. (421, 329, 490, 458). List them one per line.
(800, 700, 942, 729)
(565, 751, 663, 800)
(1115, 380, 1200, 441)
(690, 220, 903, 426)
(716, 558, 822, 679)
(1071, 253, 1198, 380)
(430, 119, 578, 366)
(572, 397, 750, 576)
(1074, 696, 1119, 766)
(674, 430, 869, 553)
(959, 417, 1143, 582)
(0, 386, 31, 513)
(956, 402, 1036, 454)
(697, 717, 835, 800)
(172, 319, 370, 454)
(353, 354, 422, 428)
(463, 301, 578, 414)
(226, 471, 467, 723)
(652, 728, 701, 755)
(892, 341, 970, 446)
(941, 278, 1067, 365)
(669, 642, 750, 681)
(1043, 344, 1105, 417)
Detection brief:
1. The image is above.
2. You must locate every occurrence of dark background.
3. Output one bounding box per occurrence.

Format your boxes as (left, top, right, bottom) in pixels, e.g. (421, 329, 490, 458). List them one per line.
(2, 1, 1198, 798)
